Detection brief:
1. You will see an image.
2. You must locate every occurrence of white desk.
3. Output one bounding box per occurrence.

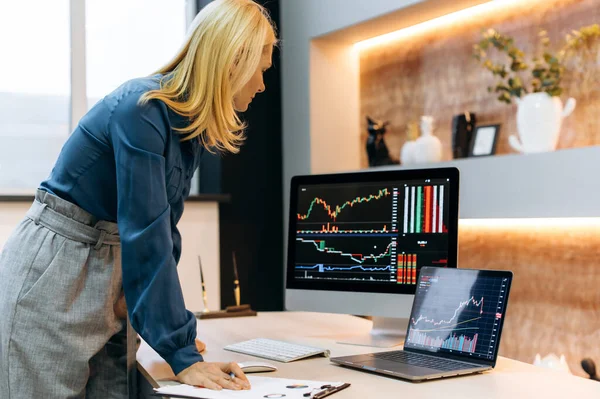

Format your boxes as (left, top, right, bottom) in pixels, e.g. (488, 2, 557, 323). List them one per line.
(137, 312, 600, 398)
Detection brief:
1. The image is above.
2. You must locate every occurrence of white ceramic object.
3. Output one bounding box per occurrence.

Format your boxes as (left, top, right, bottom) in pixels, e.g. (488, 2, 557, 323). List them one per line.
(400, 140, 417, 165)
(533, 353, 572, 374)
(413, 116, 442, 163)
(509, 93, 576, 153)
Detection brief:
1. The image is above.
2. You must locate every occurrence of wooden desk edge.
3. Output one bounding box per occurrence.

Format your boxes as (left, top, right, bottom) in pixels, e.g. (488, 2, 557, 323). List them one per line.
(138, 362, 160, 389)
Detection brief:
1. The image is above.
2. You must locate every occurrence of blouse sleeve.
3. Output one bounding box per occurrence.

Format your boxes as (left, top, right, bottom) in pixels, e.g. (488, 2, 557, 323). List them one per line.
(108, 93, 203, 375)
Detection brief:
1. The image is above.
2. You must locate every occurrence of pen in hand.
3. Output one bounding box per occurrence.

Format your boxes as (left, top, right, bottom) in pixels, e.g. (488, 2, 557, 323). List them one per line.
(229, 368, 251, 390)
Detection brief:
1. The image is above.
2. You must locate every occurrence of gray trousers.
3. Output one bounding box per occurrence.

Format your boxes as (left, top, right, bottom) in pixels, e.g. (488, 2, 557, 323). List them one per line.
(0, 190, 128, 398)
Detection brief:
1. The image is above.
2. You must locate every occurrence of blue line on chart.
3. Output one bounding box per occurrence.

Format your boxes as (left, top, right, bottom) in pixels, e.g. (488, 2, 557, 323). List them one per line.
(296, 264, 392, 272)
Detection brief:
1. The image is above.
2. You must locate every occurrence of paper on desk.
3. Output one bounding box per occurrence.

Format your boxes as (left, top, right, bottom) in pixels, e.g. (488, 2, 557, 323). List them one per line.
(154, 376, 344, 398)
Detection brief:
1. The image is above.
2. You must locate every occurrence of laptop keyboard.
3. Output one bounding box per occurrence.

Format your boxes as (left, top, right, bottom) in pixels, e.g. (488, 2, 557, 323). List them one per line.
(371, 351, 476, 371)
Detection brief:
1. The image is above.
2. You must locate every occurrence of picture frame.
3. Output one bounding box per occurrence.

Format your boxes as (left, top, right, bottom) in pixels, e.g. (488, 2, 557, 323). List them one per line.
(469, 124, 500, 157)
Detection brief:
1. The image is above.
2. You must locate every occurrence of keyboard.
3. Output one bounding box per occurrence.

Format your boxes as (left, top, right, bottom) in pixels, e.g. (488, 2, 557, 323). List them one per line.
(224, 338, 330, 363)
(371, 351, 478, 372)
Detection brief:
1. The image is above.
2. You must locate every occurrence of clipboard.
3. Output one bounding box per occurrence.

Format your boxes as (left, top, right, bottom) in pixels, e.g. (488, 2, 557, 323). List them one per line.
(153, 376, 350, 399)
(310, 382, 351, 398)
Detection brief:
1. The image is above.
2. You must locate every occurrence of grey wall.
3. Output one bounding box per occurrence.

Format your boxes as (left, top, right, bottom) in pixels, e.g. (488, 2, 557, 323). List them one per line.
(279, 0, 425, 264)
(279, 0, 423, 211)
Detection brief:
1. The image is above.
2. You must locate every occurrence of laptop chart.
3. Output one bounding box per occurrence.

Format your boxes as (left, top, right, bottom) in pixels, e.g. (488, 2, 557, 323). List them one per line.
(404, 268, 511, 361)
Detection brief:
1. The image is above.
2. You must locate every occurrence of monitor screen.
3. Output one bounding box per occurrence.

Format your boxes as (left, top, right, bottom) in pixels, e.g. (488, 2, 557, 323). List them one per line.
(286, 168, 459, 295)
(404, 267, 512, 362)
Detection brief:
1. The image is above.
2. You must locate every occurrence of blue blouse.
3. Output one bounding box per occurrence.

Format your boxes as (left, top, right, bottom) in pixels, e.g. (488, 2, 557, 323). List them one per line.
(40, 75, 204, 374)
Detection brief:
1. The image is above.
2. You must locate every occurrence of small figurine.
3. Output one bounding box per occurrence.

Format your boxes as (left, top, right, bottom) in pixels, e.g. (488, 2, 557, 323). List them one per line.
(366, 116, 397, 167)
(400, 121, 419, 165)
(413, 115, 442, 164)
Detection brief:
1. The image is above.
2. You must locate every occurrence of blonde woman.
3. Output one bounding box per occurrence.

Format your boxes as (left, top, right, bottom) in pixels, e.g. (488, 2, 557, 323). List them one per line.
(0, 0, 276, 397)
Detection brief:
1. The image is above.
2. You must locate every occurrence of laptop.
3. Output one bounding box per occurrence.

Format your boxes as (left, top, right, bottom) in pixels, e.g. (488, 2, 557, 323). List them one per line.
(330, 267, 513, 381)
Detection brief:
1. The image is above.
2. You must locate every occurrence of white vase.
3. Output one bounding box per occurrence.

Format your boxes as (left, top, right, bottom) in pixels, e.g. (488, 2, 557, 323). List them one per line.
(509, 93, 576, 154)
(401, 140, 417, 165)
(414, 116, 442, 163)
(533, 353, 572, 374)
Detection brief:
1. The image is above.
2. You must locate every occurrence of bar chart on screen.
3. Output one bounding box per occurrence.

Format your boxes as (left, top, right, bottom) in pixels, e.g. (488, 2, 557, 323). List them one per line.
(403, 184, 448, 234)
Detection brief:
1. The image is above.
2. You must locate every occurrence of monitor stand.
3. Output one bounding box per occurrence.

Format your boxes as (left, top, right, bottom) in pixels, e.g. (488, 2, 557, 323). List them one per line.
(336, 316, 408, 348)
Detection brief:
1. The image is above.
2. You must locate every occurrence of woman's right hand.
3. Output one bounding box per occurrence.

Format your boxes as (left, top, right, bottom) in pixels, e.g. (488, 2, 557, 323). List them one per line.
(177, 361, 251, 391)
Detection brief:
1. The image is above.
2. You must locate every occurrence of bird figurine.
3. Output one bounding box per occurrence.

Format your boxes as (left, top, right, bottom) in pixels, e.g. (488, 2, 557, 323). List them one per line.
(366, 116, 397, 167)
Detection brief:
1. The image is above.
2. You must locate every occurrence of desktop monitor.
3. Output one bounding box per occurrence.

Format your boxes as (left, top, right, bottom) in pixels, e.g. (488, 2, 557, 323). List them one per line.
(285, 167, 459, 346)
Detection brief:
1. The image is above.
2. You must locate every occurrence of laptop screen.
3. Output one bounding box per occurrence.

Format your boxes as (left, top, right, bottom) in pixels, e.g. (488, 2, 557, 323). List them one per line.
(404, 267, 512, 362)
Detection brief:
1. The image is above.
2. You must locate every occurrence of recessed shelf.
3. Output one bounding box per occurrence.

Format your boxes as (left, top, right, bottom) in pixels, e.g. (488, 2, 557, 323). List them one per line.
(372, 146, 600, 219)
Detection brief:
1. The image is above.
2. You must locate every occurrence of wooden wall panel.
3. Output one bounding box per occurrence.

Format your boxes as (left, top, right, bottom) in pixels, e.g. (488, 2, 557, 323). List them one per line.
(458, 223, 600, 378)
(359, 0, 600, 168)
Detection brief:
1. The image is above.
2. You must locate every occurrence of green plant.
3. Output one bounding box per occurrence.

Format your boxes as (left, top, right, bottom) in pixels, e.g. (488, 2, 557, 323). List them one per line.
(562, 24, 600, 56)
(473, 28, 564, 104)
(560, 24, 600, 90)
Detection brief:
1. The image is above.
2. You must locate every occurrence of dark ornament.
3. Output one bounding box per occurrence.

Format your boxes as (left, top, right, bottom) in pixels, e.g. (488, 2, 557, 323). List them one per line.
(366, 116, 397, 167)
(451, 112, 477, 159)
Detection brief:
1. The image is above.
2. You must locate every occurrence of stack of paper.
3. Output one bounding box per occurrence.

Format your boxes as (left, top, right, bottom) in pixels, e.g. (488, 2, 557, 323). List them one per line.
(155, 376, 346, 398)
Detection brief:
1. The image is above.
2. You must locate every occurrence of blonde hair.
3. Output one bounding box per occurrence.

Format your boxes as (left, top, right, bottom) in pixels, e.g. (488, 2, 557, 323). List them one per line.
(140, 0, 277, 153)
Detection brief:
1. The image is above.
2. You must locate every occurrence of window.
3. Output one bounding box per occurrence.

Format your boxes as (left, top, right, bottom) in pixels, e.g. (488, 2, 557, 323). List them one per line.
(0, 0, 189, 194)
(86, 0, 187, 107)
(0, 0, 70, 192)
